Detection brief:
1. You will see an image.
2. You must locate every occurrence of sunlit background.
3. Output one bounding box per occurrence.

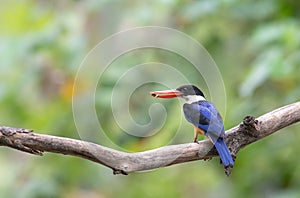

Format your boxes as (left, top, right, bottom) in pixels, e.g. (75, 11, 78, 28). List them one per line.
(0, 1, 300, 198)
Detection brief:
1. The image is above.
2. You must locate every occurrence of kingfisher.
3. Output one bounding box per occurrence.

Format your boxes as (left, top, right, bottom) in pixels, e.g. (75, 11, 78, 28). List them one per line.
(150, 85, 234, 169)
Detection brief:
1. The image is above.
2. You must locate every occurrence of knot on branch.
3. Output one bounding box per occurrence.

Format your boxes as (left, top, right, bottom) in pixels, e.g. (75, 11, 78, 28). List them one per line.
(113, 169, 128, 175)
(239, 116, 260, 138)
(226, 116, 260, 157)
(224, 165, 233, 177)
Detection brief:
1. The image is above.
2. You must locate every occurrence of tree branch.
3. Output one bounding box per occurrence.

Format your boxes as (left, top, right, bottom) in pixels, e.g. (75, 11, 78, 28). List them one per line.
(1, 102, 299, 176)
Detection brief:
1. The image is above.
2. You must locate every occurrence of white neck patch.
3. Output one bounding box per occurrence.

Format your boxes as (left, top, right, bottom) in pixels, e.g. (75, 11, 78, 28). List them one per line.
(182, 95, 206, 104)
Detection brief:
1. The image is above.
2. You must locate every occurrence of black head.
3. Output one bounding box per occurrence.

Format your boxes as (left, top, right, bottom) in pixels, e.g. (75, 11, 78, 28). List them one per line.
(176, 85, 205, 97)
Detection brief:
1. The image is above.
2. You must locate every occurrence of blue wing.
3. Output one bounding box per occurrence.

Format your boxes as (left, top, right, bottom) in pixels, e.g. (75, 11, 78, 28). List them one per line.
(183, 101, 225, 139)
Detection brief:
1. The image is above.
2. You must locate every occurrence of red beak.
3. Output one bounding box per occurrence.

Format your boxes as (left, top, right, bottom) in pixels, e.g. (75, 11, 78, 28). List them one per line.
(150, 89, 183, 98)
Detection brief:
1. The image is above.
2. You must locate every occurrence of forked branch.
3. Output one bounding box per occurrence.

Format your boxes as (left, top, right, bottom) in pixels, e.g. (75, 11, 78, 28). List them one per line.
(0, 102, 299, 176)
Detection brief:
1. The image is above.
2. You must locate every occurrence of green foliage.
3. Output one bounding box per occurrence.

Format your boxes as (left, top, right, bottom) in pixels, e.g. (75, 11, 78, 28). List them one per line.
(0, 0, 299, 198)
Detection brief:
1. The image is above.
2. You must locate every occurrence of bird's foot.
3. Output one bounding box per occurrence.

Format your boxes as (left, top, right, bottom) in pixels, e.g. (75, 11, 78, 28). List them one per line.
(193, 139, 199, 144)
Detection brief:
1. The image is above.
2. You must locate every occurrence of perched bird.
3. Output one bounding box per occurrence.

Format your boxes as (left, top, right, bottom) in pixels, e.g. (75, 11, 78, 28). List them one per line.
(150, 85, 234, 169)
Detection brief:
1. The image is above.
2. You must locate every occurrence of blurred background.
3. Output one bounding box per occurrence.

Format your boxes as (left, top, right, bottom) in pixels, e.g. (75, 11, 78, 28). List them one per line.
(0, 0, 300, 198)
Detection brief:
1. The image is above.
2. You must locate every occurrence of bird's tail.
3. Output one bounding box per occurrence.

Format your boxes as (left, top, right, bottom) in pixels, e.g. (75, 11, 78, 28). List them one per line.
(214, 138, 234, 167)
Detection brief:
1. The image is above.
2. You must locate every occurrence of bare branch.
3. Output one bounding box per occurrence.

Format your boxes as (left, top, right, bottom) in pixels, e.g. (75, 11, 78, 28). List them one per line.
(1, 102, 299, 176)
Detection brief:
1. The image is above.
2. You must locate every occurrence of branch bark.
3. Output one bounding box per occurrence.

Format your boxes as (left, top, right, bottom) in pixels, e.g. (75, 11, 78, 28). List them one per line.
(1, 102, 299, 176)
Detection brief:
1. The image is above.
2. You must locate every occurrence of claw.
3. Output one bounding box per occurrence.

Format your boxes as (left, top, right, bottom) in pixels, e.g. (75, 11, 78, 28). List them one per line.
(193, 138, 199, 144)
